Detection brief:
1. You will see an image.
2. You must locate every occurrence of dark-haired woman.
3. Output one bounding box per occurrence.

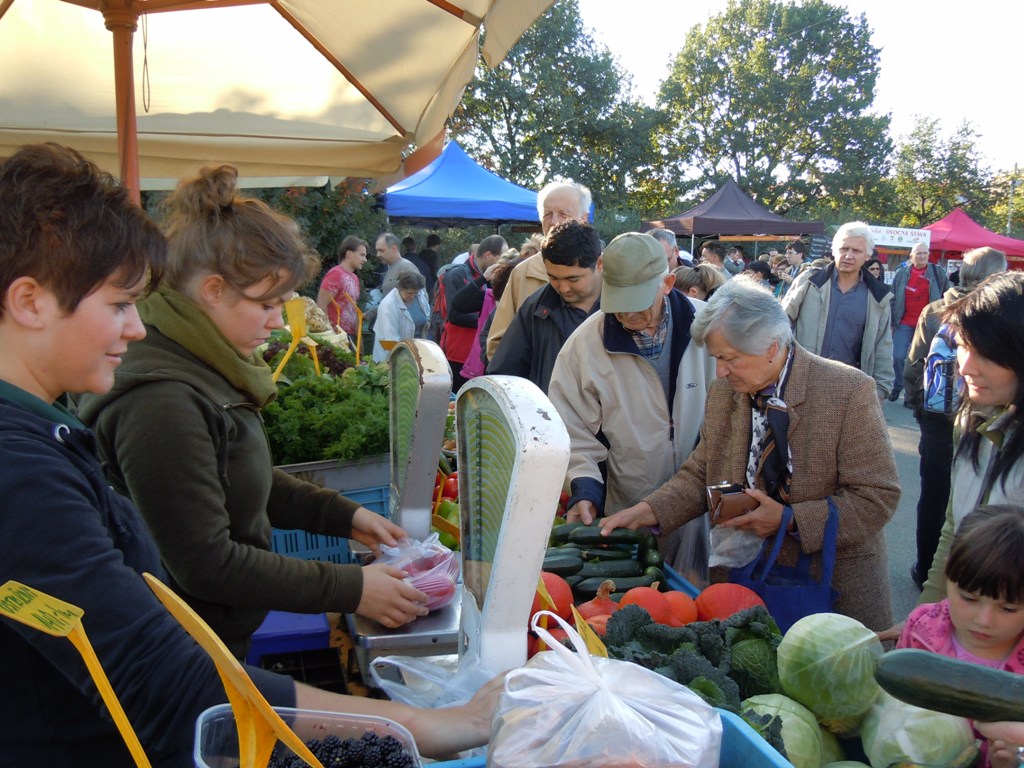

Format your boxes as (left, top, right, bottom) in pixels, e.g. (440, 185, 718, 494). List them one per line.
(920, 271, 1024, 602)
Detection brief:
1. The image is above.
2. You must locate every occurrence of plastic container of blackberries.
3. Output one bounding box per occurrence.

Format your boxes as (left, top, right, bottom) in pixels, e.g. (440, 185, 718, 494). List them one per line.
(194, 704, 423, 767)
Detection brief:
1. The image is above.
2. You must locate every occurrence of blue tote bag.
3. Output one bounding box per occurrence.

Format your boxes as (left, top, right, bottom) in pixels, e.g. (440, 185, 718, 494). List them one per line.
(730, 499, 839, 633)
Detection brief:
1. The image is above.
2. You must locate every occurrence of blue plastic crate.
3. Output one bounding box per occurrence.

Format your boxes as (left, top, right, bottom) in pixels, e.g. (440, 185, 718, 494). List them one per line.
(269, 482, 389, 565)
(430, 708, 789, 768)
(245, 610, 331, 666)
(270, 529, 350, 564)
(665, 562, 701, 597)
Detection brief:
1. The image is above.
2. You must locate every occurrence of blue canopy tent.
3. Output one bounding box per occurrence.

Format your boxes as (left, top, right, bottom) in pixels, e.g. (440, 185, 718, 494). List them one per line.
(380, 142, 540, 228)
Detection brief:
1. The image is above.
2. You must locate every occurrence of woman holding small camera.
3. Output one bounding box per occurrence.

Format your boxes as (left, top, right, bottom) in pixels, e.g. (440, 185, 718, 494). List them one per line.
(600, 276, 901, 631)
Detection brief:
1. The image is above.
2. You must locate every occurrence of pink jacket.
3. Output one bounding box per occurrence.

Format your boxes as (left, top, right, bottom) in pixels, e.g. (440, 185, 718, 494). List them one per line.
(898, 600, 1024, 768)
(898, 600, 1024, 671)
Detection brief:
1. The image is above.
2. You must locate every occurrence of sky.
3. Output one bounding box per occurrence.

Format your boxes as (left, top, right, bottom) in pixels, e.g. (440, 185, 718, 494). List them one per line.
(576, 0, 1022, 173)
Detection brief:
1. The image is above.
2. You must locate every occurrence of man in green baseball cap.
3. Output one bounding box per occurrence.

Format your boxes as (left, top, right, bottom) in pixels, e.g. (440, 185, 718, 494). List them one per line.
(547, 231, 717, 586)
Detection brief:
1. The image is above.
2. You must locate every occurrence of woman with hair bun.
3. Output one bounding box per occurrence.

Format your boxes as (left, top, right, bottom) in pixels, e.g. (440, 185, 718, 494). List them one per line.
(79, 165, 429, 660)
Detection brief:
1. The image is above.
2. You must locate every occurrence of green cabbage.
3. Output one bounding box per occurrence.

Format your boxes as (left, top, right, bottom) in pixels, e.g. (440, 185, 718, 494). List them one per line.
(860, 692, 975, 768)
(743, 694, 822, 768)
(819, 725, 844, 764)
(777, 613, 883, 734)
(822, 762, 871, 768)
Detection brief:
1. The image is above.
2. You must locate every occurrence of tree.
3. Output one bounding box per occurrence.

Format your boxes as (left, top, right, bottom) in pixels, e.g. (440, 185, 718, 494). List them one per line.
(891, 116, 993, 228)
(984, 166, 1024, 239)
(449, 0, 661, 233)
(657, 0, 892, 218)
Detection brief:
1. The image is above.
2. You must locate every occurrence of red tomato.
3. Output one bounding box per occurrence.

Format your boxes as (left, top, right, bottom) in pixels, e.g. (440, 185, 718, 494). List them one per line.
(442, 476, 459, 499)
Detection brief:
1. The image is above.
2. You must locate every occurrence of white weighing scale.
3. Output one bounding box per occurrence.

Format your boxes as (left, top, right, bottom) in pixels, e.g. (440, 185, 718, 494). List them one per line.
(455, 375, 570, 673)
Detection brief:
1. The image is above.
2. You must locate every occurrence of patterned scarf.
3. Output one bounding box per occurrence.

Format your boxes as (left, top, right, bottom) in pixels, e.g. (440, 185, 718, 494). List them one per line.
(746, 345, 795, 503)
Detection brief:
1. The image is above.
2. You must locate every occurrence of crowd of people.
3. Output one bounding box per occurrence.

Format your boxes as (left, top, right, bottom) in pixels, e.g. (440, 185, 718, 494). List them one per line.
(3, 141, 1023, 766)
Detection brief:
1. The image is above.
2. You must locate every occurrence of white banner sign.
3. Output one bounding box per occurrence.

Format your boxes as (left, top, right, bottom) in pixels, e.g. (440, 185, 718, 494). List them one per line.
(868, 225, 931, 249)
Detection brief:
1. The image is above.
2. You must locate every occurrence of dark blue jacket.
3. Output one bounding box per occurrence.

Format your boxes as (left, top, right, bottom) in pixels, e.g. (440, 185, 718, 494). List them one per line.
(0, 390, 293, 768)
(487, 283, 600, 394)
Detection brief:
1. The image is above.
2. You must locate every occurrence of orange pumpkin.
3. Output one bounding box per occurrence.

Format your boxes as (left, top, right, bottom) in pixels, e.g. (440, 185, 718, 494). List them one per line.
(694, 583, 765, 621)
(664, 590, 698, 626)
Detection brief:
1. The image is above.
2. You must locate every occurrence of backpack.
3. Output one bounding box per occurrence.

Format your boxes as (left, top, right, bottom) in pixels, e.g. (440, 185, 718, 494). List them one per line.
(922, 322, 963, 415)
(429, 274, 447, 343)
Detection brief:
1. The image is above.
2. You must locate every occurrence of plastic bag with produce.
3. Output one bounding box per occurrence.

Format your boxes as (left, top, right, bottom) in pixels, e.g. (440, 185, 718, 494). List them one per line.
(488, 611, 722, 768)
(374, 533, 460, 611)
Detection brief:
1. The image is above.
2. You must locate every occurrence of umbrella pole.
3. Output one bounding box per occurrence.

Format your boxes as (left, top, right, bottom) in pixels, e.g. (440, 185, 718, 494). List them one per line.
(102, 1, 141, 205)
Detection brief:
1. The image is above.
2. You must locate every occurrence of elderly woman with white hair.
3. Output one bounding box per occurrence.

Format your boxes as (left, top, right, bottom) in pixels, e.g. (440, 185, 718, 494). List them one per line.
(601, 276, 901, 631)
(782, 221, 895, 399)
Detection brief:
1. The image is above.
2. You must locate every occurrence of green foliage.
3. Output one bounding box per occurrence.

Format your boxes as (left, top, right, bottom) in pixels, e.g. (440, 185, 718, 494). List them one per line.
(892, 116, 993, 227)
(657, 0, 892, 218)
(261, 366, 389, 465)
(450, 0, 661, 235)
(983, 167, 1024, 239)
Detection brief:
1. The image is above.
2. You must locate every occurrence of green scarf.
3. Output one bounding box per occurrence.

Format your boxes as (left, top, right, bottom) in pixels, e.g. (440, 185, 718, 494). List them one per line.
(138, 287, 278, 408)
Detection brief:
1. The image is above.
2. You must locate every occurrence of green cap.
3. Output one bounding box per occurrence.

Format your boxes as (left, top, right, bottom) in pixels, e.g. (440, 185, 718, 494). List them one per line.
(600, 232, 668, 313)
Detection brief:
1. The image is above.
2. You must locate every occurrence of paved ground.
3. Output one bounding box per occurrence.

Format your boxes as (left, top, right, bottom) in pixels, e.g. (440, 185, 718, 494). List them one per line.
(880, 396, 928, 623)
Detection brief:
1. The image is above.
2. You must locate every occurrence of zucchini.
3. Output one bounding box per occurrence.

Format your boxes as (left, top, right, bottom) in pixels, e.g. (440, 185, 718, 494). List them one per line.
(875, 649, 1024, 722)
(565, 573, 584, 588)
(641, 547, 664, 569)
(636, 533, 658, 562)
(545, 545, 579, 558)
(567, 525, 646, 547)
(541, 553, 584, 577)
(577, 559, 644, 579)
(576, 546, 635, 562)
(550, 521, 589, 545)
(573, 573, 657, 600)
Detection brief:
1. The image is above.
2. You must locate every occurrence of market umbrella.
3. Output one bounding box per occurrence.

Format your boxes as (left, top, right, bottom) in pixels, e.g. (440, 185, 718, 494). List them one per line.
(0, 0, 553, 199)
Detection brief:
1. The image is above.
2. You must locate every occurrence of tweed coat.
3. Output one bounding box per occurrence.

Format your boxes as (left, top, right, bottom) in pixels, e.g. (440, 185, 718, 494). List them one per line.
(644, 344, 900, 630)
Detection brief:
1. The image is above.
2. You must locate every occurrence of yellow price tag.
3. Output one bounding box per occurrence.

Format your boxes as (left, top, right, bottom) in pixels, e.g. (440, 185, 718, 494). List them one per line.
(570, 605, 609, 658)
(0, 581, 83, 637)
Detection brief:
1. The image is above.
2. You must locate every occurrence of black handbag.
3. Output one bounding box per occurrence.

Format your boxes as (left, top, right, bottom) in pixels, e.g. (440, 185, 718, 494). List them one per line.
(730, 499, 839, 633)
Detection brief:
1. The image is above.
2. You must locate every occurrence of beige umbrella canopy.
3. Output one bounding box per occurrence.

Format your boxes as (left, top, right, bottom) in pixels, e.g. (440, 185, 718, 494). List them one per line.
(0, 0, 552, 199)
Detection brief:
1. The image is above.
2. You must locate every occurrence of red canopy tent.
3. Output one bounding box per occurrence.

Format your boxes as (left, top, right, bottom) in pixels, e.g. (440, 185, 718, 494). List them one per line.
(924, 208, 1024, 267)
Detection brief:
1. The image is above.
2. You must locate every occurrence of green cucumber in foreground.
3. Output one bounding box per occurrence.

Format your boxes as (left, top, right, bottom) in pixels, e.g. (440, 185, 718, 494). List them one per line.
(875, 648, 1024, 722)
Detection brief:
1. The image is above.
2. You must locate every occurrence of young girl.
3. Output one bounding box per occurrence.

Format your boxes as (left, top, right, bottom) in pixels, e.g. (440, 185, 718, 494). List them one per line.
(900, 503, 1024, 666)
(899, 504, 1024, 767)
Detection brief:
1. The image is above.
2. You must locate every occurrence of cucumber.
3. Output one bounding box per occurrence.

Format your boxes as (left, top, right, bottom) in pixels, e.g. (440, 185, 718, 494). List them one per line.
(567, 526, 646, 547)
(641, 547, 664, 569)
(875, 648, 1024, 722)
(577, 559, 644, 579)
(550, 521, 589, 545)
(573, 573, 657, 600)
(541, 553, 584, 577)
(636, 532, 658, 562)
(545, 545, 580, 558)
(577, 546, 635, 561)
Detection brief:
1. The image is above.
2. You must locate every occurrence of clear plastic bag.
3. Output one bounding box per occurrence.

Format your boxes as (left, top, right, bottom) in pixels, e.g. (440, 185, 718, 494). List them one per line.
(369, 593, 492, 710)
(708, 525, 764, 569)
(374, 533, 459, 611)
(488, 611, 722, 768)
